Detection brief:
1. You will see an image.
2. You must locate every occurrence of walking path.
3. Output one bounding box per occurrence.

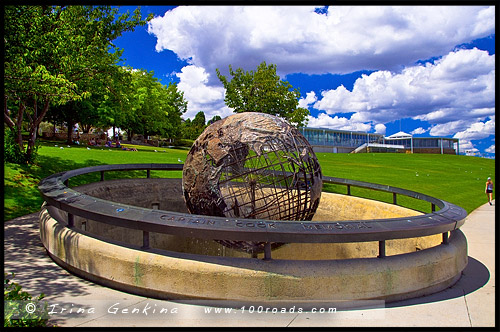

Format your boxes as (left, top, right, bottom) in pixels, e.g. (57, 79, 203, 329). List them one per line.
(4, 201, 495, 327)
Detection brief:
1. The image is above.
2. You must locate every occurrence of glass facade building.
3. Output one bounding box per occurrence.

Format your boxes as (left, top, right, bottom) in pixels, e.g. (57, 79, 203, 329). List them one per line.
(299, 128, 458, 154)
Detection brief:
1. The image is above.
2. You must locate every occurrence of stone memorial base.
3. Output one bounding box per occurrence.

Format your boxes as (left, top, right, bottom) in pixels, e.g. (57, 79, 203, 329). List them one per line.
(39, 179, 467, 305)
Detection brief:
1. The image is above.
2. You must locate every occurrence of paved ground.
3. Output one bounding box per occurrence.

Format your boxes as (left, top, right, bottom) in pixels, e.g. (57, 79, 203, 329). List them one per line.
(4, 200, 495, 327)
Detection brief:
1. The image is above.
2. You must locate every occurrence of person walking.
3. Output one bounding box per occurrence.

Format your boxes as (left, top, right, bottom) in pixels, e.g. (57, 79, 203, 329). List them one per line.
(485, 177, 494, 205)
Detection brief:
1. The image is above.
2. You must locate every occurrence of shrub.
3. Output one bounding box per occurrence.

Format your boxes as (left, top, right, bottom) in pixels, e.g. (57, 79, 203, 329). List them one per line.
(4, 273, 51, 327)
(4, 129, 40, 164)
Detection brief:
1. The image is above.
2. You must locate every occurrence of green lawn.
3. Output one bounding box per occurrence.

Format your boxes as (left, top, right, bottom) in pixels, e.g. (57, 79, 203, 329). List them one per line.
(3, 141, 495, 221)
(4, 141, 188, 221)
(316, 153, 494, 214)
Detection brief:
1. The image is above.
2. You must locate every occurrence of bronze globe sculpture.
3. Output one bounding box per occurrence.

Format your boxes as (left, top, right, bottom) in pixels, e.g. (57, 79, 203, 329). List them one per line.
(182, 112, 322, 254)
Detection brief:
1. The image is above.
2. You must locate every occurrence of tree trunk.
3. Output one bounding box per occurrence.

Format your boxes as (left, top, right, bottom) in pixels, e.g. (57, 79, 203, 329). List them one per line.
(81, 123, 91, 134)
(15, 122, 24, 154)
(66, 121, 75, 145)
(25, 99, 50, 163)
(14, 112, 25, 156)
(26, 124, 37, 161)
(4, 98, 26, 154)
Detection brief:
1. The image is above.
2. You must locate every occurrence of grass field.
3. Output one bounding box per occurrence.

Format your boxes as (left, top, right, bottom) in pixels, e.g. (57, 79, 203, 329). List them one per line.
(3, 140, 495, 221)
(317, 152, 494, 214)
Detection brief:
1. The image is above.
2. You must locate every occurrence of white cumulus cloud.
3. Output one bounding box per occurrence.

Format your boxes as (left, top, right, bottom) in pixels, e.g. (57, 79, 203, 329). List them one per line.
(429, 120, 470, 137)
(411, 127, 427, 135)
(148, 6, 494, 80)
(298, 91, 317, 108)
(314, 48, 494, 122)
(458, 140, 478, 154)
(175, 65, 232, 120)
(485, 145, 495, 154)
(147, 5, 495, 149)
(307, 112, 371, 132)
(310, 48, 494, 135)
(374, 123, 387, 135)
(452, 118, 495, 141)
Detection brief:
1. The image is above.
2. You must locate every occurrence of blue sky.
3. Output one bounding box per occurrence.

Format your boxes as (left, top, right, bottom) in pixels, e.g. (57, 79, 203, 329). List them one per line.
(113, 6, 495, 157)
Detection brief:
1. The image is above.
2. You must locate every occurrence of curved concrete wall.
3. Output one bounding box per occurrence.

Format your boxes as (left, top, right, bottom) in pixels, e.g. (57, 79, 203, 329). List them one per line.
(40, 203, 467, 304)
(74, 178, 422, 220)
(70, 179, 438, 259)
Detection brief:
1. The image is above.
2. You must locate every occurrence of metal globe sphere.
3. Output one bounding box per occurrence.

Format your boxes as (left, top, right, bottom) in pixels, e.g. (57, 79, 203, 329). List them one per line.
(182, 112, 322, 254)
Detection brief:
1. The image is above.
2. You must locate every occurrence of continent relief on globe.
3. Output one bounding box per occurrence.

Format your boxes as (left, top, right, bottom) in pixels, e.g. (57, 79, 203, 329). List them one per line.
(182, 112, 322, 254)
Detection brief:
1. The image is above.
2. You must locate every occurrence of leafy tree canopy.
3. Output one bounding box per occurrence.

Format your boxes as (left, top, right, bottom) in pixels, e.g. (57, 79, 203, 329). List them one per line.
(181, 111, 207, 140)
(216, 61, 309, 128)
(119, 68, 187, 140)
(208, 115, 222, 125)
(4, 5, 151, 162)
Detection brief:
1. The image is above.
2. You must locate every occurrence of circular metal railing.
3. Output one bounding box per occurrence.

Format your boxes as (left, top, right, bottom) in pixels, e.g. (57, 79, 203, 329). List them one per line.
(38, 163, 467, 260)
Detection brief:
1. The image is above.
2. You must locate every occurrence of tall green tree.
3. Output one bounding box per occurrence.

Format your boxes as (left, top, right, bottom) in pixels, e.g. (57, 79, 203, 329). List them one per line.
(77, 93, 109, 134)
(120, 69, 187, 141)
(181, 111, 207, 140)
(191, 111, 207, 137)
(46, 97, 107, 144)
(93, 66, 136, 138)
(216, 61, 309, 128)
(192, 111, 206, 128)
(4, 5, 151, 162)
(162, 82, 188, 139)
(207, 115, 222, 125)
(46, 63, 135, 143)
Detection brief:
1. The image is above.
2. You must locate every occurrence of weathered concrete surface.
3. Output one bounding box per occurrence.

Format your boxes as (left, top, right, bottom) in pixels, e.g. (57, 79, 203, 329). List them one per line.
(313, 191, 422, 221)
(38, 194, 466, 306)
(3, 201, 494, 327)
(71, 179, 430, 259)
(76, 176, 420, 222)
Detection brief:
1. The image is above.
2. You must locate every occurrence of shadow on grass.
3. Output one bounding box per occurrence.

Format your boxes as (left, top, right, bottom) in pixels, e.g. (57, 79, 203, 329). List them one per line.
(4, 154, 180, 221)
(5, 156, 106, 221)
(5, 156, 102, 221)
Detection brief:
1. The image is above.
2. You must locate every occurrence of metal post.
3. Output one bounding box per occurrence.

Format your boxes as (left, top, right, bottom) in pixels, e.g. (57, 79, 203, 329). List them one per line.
(147, 169, 151, 178)
(64, 179, 69, 187)
(431, 204, 436, 212)
(378, 240, 386, 258)
(263, 242, 272, 261)
(100, 171, 105, 181)
(67, 213, 74, 228)
(347, 185, 351, 196)
(393, 193, 397, 205)
(442, 232, 449, 245)
(141, 231, 150, 249)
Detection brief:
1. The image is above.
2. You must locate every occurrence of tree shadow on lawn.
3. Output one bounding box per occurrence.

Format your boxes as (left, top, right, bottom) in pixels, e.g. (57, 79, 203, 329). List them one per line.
(5, 156, 105, 221)
(5, 155, 160, 221)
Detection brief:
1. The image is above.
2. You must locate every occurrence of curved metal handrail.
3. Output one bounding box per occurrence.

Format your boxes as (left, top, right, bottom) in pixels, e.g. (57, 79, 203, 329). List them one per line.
(39, 163, 467, 258)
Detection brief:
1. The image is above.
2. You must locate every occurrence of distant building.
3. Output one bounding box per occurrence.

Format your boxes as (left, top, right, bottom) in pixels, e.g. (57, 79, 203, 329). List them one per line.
(464, 149, 481, 157)
(299, 128, 459, 155)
